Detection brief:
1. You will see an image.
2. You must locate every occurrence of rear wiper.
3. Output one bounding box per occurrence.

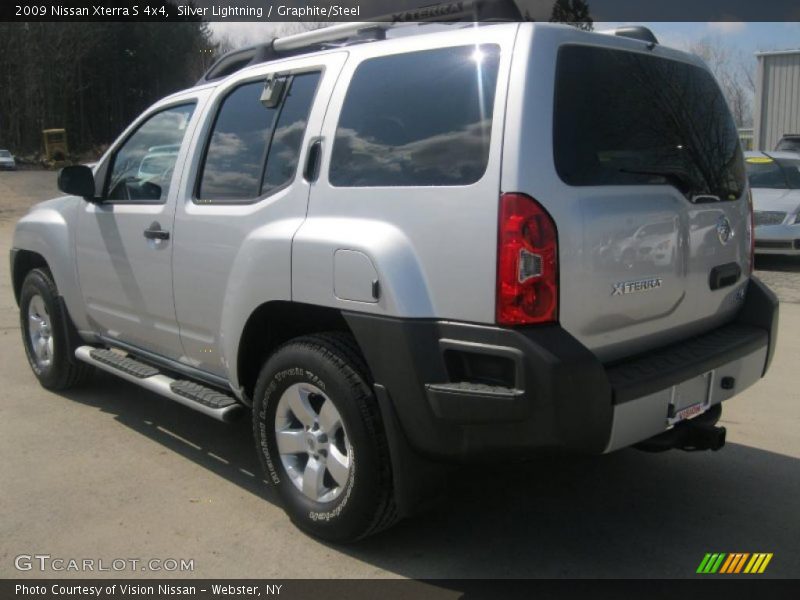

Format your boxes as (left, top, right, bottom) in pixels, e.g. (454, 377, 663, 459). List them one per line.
(618, 167, 693, 195)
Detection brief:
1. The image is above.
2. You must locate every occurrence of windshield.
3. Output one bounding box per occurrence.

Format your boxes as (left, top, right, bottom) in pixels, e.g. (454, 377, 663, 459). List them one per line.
(0, 150, 11, 158)
(746, 156, 800, 189)
(554, 45, 745, 201)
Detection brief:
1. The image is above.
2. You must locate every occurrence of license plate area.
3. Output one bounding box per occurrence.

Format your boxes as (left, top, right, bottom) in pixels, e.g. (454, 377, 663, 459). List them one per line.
(667, 371, 713, 426)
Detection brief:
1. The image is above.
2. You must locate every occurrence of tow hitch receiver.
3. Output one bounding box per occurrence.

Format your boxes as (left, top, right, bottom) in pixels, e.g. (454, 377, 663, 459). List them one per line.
(635, 404, 726, 452)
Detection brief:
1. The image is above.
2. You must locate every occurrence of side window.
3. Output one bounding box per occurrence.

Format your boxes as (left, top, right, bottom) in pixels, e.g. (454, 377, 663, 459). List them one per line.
(262, 73, 321, 193)
(106, 104, 195, 202)
(329, 45, 500, 187)
(197, 71, 321, 203)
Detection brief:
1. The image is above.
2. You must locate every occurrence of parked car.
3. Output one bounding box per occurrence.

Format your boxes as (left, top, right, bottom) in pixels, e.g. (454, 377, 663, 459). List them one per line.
(775, 134, 800, 152)
(10, 18, 778, 542)
(0, 149, 16, 170)
(745, 151, 800, 255)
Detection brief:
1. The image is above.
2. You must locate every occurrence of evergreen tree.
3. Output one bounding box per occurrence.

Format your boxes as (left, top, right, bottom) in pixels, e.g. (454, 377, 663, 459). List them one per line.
(550, 0, 594, 31)
(0, 11, 219, 157)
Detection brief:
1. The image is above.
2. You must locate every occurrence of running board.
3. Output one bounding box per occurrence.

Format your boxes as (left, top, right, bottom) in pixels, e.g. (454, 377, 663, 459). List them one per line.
(75, 346, 242, 423)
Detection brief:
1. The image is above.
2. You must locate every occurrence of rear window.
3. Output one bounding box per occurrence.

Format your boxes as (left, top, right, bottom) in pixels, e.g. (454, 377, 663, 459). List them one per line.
(329, 44, 500, 187)
(554, 45, 745, 201)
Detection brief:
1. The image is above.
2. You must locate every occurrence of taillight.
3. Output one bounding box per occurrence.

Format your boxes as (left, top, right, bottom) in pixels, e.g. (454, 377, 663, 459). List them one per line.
(747, 188, 755, 273)
(496, 192, 558, 325)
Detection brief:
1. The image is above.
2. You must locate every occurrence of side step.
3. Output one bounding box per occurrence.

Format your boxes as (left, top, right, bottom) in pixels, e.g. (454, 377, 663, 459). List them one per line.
(75, 346, 242, 423)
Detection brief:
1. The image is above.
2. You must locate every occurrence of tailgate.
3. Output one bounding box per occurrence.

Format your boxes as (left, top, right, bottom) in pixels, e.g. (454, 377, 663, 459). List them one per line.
(518, 38, 751, 362)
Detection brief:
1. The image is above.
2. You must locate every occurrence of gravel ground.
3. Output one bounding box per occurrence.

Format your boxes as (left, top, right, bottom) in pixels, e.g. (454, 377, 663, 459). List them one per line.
(1, 169, 798, 580)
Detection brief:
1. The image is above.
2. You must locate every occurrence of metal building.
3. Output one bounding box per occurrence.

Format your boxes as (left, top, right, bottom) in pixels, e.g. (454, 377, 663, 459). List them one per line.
(753, 49, 800, 151)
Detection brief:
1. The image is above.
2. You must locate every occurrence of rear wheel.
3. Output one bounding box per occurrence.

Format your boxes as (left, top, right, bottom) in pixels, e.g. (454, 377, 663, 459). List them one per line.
(19, 268, 93, 390)
(252, 332, 397, 542)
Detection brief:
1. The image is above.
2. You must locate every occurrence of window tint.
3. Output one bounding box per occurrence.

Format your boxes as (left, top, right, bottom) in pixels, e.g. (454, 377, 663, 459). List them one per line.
(198, 81, 278, 201)
(262, 72, 321, 192)
(554, 45, 745, 201)
(330, 45, 500, 187)
(198, 72, 320, 202)
(746, 157, 800, 189)
(106, 104, 194, 202)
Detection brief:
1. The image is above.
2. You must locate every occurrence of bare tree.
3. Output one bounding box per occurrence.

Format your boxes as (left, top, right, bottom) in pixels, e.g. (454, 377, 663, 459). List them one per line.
(684, 37, 755, 128)
(272, 22, 328, 37)
(208, 22, 328, 57)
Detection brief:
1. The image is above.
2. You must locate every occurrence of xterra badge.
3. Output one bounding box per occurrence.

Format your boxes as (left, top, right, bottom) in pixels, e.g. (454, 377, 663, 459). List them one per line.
(612, 277, 663, 296)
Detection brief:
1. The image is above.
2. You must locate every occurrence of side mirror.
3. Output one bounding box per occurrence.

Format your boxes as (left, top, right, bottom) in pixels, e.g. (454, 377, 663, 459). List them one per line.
(58, 165, 96, 199)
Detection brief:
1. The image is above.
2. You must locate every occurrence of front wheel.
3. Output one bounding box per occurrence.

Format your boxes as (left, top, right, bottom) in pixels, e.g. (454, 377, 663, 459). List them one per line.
(19, 268, 93, 390)
(252, 333, 397, 542)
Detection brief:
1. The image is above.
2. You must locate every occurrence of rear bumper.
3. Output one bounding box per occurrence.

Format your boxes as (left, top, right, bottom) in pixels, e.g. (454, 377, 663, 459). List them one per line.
(345, 277, 778, 460)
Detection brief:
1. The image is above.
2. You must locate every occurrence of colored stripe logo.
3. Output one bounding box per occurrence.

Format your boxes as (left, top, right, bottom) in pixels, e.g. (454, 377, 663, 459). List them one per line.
(697, 553, 773, 574)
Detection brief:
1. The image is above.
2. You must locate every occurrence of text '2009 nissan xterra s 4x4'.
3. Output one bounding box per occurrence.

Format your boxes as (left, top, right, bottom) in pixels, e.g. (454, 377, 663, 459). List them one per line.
(10, 15, 779, 542)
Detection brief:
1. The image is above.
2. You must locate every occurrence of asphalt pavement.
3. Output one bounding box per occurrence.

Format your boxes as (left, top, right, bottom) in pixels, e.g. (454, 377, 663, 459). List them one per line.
(1, 170, 798, 579)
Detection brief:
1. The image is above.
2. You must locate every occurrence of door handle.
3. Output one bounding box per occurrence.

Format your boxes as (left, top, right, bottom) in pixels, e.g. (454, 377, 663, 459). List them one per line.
(304, 139, 322, 182)
(709, 262, 740, 290)
(143, 223, 170, 241)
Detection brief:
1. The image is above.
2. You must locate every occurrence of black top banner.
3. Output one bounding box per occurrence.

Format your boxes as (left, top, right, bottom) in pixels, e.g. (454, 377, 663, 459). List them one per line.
(2, 0, 800, 22)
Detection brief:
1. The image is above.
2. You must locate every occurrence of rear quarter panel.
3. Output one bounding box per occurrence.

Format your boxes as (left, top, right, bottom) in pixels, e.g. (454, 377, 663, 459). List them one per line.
(292, 24, 519, 323)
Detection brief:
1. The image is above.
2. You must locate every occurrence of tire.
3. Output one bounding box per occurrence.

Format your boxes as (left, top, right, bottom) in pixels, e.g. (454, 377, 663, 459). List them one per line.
(19, 268, 93, 390)
(252, 332, 398, 542)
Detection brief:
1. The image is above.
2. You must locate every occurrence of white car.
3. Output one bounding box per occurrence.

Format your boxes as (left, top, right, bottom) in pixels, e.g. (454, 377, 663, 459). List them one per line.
(745, 151, 800, 255)
(0, 149, 16, 170)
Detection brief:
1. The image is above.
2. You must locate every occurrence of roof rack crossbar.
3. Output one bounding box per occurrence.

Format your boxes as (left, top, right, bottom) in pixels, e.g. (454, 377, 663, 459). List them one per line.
(273, 22, 393, 52)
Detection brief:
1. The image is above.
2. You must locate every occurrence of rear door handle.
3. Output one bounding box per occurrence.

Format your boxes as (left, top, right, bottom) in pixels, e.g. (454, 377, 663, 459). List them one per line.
(709, 262, 741, 290)
(143, 222, 170, 241)
(304, 139, 322, 182)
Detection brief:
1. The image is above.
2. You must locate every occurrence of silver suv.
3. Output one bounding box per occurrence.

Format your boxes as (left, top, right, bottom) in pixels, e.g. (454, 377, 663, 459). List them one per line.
(10, 20, 778, 541)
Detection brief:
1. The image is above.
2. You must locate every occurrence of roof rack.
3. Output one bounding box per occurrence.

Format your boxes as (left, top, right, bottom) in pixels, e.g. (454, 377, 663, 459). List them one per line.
(197, 0, 522, 84)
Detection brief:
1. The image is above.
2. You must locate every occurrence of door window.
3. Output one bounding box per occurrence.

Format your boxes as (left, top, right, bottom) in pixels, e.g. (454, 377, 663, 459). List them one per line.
(106, 104, 195, 203)
(197, 71, 321, 203)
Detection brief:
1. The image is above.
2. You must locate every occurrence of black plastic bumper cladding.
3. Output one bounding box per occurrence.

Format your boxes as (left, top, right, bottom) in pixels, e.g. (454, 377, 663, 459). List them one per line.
(343, 277, 776, 460)
(736, 276, 779, 376)
(345, 315, 613, 458)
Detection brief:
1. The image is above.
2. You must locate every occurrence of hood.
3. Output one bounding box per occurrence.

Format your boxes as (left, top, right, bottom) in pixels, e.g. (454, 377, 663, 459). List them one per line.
(752, 188, 800, 214)
(25, 195, 77, 215)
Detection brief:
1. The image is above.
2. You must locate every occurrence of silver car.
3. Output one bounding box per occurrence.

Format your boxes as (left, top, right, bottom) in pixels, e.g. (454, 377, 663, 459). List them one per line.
(745, 151, 800, 255)
(0, 149, 16, 170)
(10, 18, 779, 542)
